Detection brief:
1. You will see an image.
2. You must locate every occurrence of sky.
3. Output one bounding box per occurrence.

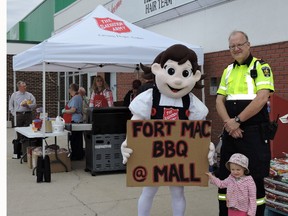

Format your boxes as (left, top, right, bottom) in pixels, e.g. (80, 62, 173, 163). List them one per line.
(7, 0, 43, 31)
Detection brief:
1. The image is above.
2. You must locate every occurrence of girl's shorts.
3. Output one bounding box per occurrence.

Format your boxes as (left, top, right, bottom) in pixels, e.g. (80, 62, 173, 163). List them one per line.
(228, 208, 247, 216)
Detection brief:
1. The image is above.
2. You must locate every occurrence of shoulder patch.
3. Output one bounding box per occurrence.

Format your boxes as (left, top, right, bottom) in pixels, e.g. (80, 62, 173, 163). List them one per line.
(262, 66, 271, 77)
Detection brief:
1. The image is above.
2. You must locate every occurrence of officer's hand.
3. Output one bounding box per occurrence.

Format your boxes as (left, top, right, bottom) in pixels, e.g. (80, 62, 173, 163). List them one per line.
(208, 142, 216, 166)
(121, 139, 133, 164)
(224, 118, 240, 133)
(230, 128, 243, 139)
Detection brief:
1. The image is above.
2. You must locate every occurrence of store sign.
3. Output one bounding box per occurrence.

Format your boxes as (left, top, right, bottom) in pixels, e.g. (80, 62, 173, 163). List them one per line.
(126, 120, 211, 187)
(144, 0, 174, 14)
(104, 0, 197, 23)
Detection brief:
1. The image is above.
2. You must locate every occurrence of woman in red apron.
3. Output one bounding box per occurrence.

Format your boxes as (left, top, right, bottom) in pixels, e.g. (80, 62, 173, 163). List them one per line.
(89, 75, 114, 108)
(62, 83, 84, 160)
(63, 104, 72, 123)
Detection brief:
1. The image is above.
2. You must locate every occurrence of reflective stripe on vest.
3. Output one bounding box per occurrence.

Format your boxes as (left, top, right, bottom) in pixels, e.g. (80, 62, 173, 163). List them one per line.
(226, 94, 256, 100)
(224, 64, 233, 89)
(218, 194, 226, 201)
(257, 197, 266, 205)
(218, 194, 266, 206)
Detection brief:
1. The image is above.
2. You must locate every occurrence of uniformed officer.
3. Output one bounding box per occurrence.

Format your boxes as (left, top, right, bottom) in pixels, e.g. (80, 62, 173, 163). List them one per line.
(216, 30, 274, 216)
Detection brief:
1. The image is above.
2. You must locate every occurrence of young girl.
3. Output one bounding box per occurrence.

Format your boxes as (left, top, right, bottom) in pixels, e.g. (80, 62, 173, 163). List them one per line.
(206, 153, 256, 216)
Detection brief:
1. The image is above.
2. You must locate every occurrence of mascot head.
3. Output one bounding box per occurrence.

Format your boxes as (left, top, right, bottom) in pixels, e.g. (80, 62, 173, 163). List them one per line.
(141, 44, 204, 99)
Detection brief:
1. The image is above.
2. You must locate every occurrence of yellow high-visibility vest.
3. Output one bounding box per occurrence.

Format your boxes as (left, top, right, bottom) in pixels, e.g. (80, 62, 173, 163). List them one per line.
(217, 57, 274, 100)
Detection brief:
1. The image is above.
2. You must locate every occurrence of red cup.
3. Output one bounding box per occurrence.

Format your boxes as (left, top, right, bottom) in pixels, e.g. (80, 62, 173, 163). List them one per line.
(33, 119, 42, 130)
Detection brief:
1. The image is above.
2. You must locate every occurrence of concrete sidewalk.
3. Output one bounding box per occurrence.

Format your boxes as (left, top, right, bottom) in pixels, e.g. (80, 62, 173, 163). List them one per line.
(7, 127, 218, 216)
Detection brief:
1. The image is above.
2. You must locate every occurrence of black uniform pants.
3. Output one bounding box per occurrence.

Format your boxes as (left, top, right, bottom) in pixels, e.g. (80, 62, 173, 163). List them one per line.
(218, 125, 270, 216)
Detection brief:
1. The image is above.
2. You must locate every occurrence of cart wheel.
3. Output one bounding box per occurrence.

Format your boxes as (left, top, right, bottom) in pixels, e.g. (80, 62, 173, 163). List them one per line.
(91, 171, 96, 176)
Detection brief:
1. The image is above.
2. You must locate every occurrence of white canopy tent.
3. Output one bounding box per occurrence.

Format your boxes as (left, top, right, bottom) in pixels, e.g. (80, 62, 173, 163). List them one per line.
(12, 5, 204, 147)
(13, 5, 203, 72)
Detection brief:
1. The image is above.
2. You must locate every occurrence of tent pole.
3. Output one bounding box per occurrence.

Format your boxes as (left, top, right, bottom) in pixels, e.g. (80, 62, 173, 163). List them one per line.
(42, 62, 46, 158)
(87, 72, 93, 96)
(65, 72, 67, 104)
(86, 72, 90, 96)
(201, 65, 205, 104)
(12, 71, 17, 139)
(79, 72, 82, 87)
(13, 71, 16, 129)
(57, 72, 60, 115)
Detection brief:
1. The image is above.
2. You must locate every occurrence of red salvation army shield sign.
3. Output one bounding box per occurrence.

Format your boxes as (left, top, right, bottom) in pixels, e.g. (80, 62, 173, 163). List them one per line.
(163, 108, 179, 120)
(95, 17, 131, 33)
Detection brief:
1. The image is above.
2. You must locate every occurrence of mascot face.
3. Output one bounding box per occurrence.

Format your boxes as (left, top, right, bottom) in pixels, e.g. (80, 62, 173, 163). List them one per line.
(152, 59, 201, 99)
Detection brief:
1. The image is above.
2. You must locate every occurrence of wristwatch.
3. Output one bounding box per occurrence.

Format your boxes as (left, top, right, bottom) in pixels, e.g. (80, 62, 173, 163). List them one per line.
(234, 116, 242, 124)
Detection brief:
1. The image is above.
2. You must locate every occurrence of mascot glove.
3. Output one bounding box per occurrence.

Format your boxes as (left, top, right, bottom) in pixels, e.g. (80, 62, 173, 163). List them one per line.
(208, 142, 216, 166)
(61, 108, 66, 114)
(121, 140, 133, 164)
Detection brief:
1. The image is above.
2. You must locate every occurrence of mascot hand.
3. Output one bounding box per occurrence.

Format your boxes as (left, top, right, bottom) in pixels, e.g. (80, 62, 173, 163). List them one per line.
(208, 142, 216, 166)
(121, 140, 133, 164)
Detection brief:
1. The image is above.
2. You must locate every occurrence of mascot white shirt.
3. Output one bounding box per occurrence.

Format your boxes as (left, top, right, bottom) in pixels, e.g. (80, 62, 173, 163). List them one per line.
(129, 88, 208, 120)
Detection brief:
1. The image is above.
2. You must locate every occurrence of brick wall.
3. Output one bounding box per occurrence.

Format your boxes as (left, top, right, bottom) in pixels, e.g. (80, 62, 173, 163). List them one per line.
(117, 73, 146, 101)
(7, 41, 288, 143)
(7, 55, 59, 124)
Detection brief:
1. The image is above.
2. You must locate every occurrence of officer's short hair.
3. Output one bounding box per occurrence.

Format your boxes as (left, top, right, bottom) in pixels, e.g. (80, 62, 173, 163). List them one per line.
(228, 30, 249, 42)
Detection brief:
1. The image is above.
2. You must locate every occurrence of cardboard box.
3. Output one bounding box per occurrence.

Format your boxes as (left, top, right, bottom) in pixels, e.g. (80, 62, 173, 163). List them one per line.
(27, 146, 36, 169)
(21, 142, 29, 162)
(32, 147, 71, 173)
(48, 151, 72, 173)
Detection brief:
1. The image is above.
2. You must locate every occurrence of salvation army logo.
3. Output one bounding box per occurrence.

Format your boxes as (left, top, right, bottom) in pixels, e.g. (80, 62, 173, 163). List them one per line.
(95, 17, 131, 33)
(94, 100, 103, 107)
(163, 108, 179, 120)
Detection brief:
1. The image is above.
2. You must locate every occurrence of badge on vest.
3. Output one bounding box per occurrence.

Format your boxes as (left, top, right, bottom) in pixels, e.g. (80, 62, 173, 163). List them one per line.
(262, 66, 271, 77)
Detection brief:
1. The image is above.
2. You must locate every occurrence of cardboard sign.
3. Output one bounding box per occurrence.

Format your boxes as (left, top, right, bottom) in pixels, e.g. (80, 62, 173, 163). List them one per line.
(126, 120, 211, 187)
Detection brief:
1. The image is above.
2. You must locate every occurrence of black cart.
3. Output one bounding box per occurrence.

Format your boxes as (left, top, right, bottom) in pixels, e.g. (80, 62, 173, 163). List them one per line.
(84, 107, 131, 176)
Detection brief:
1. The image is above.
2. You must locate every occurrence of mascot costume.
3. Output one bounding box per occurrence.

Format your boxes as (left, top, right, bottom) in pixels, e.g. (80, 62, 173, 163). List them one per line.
(121, 44, 215, 216)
